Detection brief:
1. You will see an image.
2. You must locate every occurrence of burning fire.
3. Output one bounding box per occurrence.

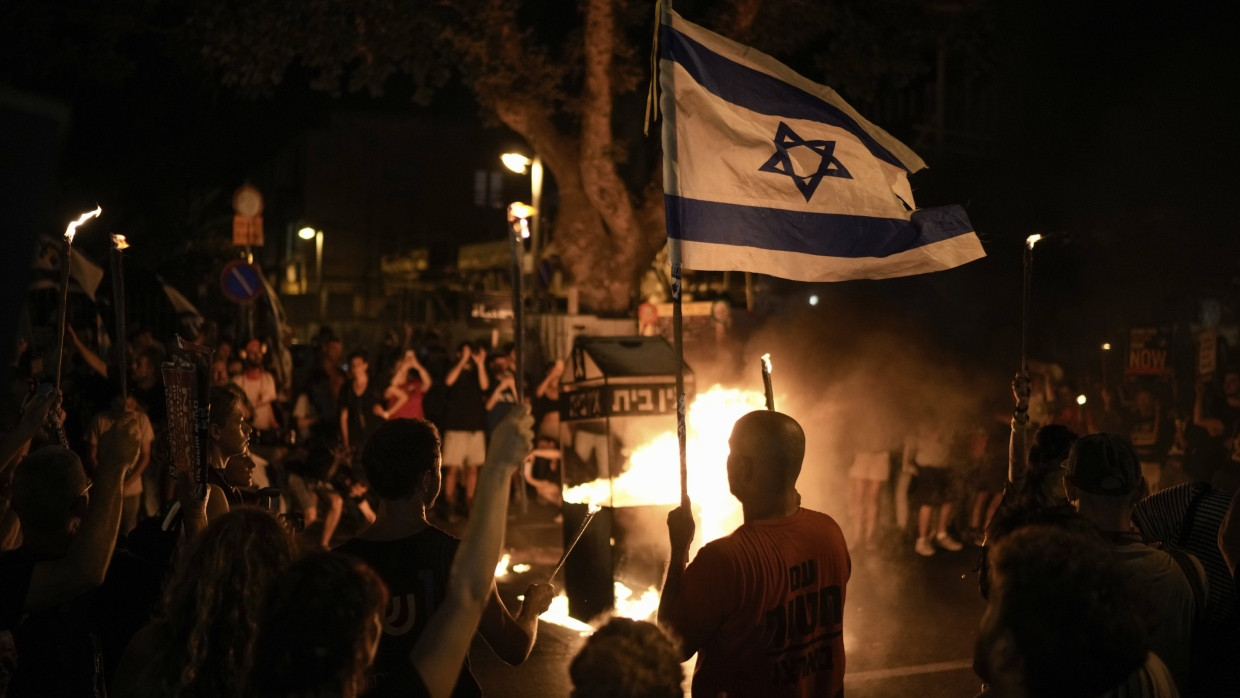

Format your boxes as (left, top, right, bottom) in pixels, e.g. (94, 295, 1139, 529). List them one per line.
(1025, 233, 1043, 250)
(65, 206, 102, 243)
(542, 385, 768, 635)
(495, 553, 511, 578)
(562, 384, 767, 545)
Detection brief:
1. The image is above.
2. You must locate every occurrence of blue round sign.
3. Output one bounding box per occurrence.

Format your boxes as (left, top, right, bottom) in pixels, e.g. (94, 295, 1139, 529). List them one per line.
(220, 260, 263, 303)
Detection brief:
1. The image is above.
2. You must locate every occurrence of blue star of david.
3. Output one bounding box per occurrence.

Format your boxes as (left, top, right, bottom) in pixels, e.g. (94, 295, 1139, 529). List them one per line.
(758, 122, 852, 202)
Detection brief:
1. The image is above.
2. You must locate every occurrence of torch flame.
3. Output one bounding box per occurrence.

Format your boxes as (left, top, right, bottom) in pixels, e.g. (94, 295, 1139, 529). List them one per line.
(65, 206, 102, 243)
(587, 503, 601, 515)
(761, 353, 772, 373)
(1025, 233, 1043, 250)
(112, 234, 129, 251)
(494, 553, 511, 578)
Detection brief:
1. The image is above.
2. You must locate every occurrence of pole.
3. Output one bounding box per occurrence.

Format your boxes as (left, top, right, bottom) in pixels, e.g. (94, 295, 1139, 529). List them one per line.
(508, 210, 528, 515)
(1020, 242, 1033, 374)
(315, 231, 324, 324)
(54, 238, 72, 391)
(111, 236, 128, 403)
(672, 260, 689, 508)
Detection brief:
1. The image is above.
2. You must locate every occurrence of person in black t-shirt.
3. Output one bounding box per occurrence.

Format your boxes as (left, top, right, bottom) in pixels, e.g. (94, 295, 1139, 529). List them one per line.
(339, 350, 386, 465)
(336, 416, 553, 697)
(440, 342, 489, 518)
(0, 419, 140, 696)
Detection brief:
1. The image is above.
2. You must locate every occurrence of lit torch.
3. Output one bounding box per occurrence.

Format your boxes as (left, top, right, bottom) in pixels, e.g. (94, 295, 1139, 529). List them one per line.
(111, 234, 129, 403)
(761, 354, 774, 411)
(548, 502, 601, 583)
(1021, 233, 1043, 375)
(54, 206, 102, 390)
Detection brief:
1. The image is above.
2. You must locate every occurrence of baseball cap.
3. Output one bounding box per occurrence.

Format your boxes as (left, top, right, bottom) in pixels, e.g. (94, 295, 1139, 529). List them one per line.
(1065, 433, 1142, 496)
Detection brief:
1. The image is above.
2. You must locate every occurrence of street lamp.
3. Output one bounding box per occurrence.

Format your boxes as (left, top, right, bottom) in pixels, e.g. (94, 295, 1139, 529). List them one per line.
(298, 226, 325, 322)
(501, 152, 543, 274)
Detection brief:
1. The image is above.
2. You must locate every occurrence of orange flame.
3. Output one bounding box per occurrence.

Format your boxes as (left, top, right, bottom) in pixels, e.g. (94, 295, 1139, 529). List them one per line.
(65, 206, 102, 243)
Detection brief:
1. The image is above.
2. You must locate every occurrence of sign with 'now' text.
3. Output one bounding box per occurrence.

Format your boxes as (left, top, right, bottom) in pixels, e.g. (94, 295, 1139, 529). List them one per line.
(1126, 327, 1173, 376)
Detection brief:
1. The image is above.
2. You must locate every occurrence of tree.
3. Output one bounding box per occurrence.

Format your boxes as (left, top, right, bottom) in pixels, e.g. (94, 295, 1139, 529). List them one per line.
(192, 0, 971, 313)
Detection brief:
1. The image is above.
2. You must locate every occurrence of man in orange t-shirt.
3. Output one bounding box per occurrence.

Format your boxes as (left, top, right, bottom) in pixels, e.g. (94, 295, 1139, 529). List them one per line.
(659, 411, 851, 698)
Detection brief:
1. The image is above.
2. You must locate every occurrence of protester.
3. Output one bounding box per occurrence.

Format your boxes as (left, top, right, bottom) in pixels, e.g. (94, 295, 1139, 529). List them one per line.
(659, 410, 849, 698)
(975, 525, 1176, 697)
(904, 418, 963, 556)
(336, 413, 553, 696)
(233, 338, 280, 432)
(1065, 433, 1204, 694)
(250, 407, 537, 698)
(441, 342, 489, 519)
(0, 419, 141, 696)
(1134, 481, 1240, 694)
(339, 350, 386, 465)
(112, 507, 296, 697)
(384, 349, 431, 421)
(569, 617, 683, 698)
(85, 395, 154, 536)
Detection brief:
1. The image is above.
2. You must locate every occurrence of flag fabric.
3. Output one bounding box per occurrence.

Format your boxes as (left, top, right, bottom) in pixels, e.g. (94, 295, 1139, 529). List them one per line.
(659, 9, 985, 281)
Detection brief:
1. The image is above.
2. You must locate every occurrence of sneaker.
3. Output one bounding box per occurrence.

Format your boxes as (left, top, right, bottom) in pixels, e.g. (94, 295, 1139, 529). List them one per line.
(935, 532, 964, 551)
(915, 536, 936, 557)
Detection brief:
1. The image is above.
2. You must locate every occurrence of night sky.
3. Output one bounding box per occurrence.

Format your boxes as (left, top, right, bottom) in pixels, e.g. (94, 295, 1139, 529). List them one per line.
(3, 0, 1238, 378)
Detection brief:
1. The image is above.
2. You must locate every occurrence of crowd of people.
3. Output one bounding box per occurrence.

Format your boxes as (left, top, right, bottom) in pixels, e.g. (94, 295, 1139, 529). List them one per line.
(5, 310, 1240, 697)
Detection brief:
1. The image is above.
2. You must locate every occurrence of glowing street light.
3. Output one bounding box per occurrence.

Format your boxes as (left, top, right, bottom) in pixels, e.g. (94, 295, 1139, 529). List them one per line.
(501, 152, 543, 270)
(297, 227, 325, 319)
(501, 152, 532, 174)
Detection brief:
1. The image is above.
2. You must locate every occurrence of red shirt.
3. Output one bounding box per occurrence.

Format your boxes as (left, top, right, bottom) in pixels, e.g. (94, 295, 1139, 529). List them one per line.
(664, 508, 851, 698)
(390, 380, 425, 420)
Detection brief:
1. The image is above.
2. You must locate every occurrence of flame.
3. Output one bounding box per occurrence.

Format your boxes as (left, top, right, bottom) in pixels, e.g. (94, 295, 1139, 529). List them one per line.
(494, 553, 511, 578)
(613, 582, 660, 622)
(1025, 233, 1043, 250)
(112, 234, 129, 250)
(65, 206, 102, 243)
(562, 385, 766, 545)
(761, 353, 772, 373)
(538, 594, 595, 635)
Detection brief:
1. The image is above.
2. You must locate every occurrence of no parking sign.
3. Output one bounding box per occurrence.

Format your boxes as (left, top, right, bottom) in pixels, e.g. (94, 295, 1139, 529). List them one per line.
(220, 260, 263, 304)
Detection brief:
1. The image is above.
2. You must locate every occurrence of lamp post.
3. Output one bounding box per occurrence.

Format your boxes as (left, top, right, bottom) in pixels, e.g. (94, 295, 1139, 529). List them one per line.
(507, 202, 535, 406)
(298, 227, 325, 323)
(501, 153, 542, 278)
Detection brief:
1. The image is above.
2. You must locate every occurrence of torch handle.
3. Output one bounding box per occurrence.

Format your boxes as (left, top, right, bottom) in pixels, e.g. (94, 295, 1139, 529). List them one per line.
(49, 413, 68, 448)
(548, 510, 598, 583)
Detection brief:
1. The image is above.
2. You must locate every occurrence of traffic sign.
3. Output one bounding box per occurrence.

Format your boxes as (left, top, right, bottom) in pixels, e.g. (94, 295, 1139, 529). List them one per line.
(220, 260, 264, 303)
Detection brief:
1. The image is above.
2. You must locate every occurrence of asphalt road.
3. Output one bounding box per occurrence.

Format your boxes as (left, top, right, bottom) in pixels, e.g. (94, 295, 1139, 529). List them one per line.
(450, 500, 987, 697)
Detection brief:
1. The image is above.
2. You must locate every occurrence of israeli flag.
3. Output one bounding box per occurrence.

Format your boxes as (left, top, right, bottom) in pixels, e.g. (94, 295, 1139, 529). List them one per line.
(659, 9, 985, 281)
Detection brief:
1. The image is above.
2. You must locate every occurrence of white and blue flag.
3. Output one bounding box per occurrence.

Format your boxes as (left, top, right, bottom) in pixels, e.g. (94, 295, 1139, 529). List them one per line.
(659, 9, 985, 281)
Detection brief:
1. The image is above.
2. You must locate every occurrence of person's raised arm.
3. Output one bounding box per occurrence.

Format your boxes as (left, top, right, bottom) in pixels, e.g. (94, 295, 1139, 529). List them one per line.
(68, 326, 109, 379)
(409, 407, 535, 698)
(445, 347, 471, 387)
(657, 505, 695, 653)
(0, 389, 60, 477)
(380, 385, 409, 420)
(474, 347, 489, 392)
(536, 360, 564, 399)
(23, 415, 139, 615)
(410, 354, 433, 392)
(1009, 373, 1031, 485)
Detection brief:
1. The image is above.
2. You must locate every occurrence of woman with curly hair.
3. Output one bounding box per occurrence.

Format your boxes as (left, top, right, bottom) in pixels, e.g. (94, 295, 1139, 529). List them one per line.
(570, 617, 685, 698)
(247, 552, 389, 698)
(111, 507, 296, 697)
